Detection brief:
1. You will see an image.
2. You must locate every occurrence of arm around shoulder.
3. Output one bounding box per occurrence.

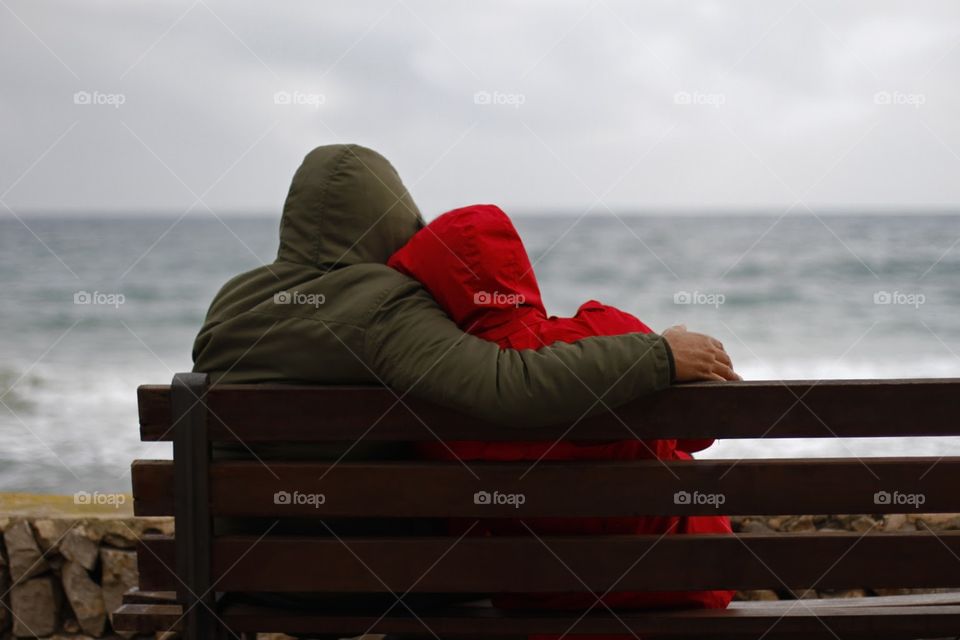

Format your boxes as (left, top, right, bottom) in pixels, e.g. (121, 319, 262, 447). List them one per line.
(364, 278, 673, 427)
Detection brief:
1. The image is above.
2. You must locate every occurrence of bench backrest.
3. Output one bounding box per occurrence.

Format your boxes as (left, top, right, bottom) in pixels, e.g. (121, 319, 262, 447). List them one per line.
(131, 373, 960, 634)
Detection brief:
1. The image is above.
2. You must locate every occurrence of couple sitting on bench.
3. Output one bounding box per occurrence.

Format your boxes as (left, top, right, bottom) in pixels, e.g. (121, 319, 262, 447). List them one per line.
(191, 144, 741, 633)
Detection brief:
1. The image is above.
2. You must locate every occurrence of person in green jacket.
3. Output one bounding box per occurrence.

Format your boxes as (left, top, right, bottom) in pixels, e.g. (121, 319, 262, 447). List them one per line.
(193, 143, 737, 441)
(190, 143, 738, 623)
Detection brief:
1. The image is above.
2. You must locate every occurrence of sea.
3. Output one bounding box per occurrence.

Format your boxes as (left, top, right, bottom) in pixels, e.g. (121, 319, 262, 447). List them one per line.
(1, 212, 959, 494)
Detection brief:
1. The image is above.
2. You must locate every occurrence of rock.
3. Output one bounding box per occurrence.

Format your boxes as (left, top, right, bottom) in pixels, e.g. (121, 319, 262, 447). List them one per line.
(87, 517, 174, 549)
(734, 589, 779, 601)
(0, 549, 10, 633)
(883, 513, 912, 531)
(101, 548, 139, 637)
(828, 514, 856, 529)
(62, 616, 81, 632)
(61, 529, 100, 570)
(32, 518, 74, 552)
(817, 588, 868, 599)
(912, 514, 960, 531)
(871, 587, 915, 597)
(4, 519, 49, 582)
(873, 587, 956, 597)
(781, 515, 817, 533)
(62, 560, 107, 636)
(738, 519, 775, 534)
(848, 515, 880, 533)
(102, 533, 137, 549)
(10, 575, 60, 637)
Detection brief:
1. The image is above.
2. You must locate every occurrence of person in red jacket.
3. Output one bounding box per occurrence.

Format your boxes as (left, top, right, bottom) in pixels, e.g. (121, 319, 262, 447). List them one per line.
(387, 204, 734, 623)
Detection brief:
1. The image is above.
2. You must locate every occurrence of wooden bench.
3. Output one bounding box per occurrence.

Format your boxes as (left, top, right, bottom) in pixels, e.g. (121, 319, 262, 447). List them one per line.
(114, 373, 960, 639)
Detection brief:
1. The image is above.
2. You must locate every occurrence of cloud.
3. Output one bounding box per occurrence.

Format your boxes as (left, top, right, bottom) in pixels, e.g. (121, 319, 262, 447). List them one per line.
(2, 0, 960, 216)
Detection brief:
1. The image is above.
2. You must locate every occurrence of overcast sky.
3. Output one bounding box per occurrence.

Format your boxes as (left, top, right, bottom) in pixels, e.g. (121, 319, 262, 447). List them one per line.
(3, 0, 960, 217)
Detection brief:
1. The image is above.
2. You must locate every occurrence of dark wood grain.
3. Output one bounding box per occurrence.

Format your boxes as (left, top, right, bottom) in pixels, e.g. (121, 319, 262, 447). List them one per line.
(132, 457, 960, 517)
(171, 372, 216, 639)
(113, 600, 960, 638)
(125, 375, 960, 636)
(138, 532, 960, 593)
(138, 378, 960, 442)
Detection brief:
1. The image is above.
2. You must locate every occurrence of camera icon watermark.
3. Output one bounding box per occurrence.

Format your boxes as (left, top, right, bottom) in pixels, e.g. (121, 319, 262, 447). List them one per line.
(74, 491, 127, 508)
(873, 490, 925, 509)
(473, 490, 526, 509)
(73, 90, 126, 109)
(273, 290, 326, 308)
(673, 290, 725, 308)
(873, 90, 925, 109)
(473, 290, 525, 307)
(673, 490, 726, 508)
(473, 90, 526, 109)
(273, 90, 325, 109)
(673, 91, 725, 108)
(74, 290, 125, 309)
(873, 290, 925, 309)
(273, 490, 326, 508)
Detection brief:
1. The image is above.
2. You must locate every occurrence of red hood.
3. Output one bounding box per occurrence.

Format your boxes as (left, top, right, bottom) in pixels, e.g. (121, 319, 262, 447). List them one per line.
(387, 204, 547, 335)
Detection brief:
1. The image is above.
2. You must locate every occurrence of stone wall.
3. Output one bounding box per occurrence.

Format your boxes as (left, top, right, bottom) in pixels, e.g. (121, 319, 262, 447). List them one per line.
(0, 515, 173, 639)
(1, 511, 958, 639)
(732, 512, 960, 601)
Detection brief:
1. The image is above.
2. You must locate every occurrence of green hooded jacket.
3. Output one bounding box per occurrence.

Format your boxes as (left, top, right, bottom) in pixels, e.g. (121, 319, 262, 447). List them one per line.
(192, 144, 673, 430)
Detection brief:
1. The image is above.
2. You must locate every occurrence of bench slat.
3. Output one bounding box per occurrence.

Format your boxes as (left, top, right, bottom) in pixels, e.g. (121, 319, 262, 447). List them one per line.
(138, 378, 960, 442)
(138, 533, 960, 593)
(113, 600, 960, 638)
(132, 457, 960, 516)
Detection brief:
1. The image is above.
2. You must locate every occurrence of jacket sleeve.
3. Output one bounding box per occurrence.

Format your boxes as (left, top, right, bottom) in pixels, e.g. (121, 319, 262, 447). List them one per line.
(364, 279, 673, 427)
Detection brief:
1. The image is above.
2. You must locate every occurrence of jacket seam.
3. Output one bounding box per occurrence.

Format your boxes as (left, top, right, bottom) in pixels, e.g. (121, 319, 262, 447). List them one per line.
(309, 145, 354, 265)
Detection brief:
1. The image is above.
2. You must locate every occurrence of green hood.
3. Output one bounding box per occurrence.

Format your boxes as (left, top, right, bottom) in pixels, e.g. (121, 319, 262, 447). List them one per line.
(277, 144, 425, 268)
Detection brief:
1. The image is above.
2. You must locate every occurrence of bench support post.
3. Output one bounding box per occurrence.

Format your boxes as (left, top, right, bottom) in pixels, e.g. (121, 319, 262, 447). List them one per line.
(172, 372, 219, 639)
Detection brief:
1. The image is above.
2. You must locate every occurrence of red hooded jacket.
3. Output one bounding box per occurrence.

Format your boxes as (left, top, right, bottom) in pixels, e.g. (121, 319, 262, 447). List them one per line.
(388, 204, 733, 614)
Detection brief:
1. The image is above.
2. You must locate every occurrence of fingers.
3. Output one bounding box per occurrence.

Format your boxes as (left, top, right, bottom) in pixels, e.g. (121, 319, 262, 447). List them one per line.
(664, 326, 741, 383)
(713, 346, 733, 368)
(712, 360, 740, 381)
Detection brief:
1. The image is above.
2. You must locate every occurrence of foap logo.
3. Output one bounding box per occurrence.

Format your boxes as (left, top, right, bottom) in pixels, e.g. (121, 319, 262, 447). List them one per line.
(274, 290, 326, 307)
(473, 290, 525, 307)
(273, 90, 325, 109)
(673, 290, 725, 308)
(673, 490, 726, 508)
(474, 490, 526, 509)
(74, 290, 125, 308)
(74, 491, 127, 508)
(873, 290, 925, 309)
(673, 91, 725, 108)
(873, 90, 925, 109)
(473, 90, 526, 109)
(874, 490, 925, 509)
(73, 90, 126, 108)
(273, 490, 326, 508)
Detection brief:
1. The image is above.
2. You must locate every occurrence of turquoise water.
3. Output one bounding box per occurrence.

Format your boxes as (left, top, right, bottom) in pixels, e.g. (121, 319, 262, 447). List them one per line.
(1, 212, 959, 492)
